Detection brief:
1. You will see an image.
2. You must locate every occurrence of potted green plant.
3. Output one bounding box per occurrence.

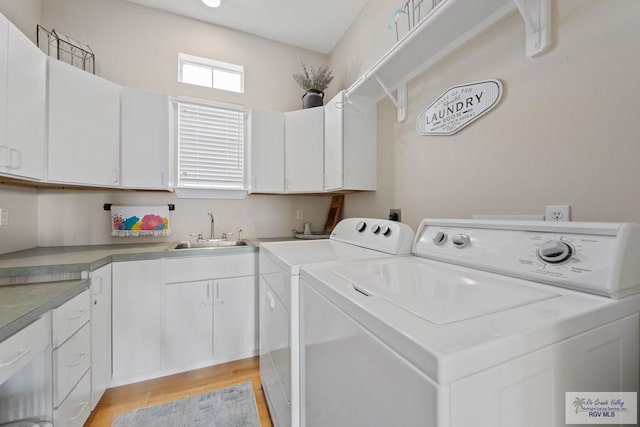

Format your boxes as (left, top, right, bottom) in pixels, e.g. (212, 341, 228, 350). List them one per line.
(293, 62, 334, 109)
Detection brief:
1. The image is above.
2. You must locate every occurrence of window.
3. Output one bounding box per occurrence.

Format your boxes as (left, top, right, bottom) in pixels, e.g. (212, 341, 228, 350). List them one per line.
(179, 53, 244, 93)
(177, 100, 245, 191)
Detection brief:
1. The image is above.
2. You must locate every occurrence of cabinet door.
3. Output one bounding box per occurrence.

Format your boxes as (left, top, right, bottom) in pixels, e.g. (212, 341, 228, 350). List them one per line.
(248, 109, 284, 193)
(284, 108, 324, 192)
(48, 58, 121, 186)
(121, 87, 171, 189)
(112, 260, 163, 382)
(213, 275, 256, 364)
(324, 91, 344, 191)
(343, 94, 377, 190)
(0, 16, 9, 170)
(163, 280, 213, 370)
(2, 22, 46, 180)
(89, 264, 111, 410)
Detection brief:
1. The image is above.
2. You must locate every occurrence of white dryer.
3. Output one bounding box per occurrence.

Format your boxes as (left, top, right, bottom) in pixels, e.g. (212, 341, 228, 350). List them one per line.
(301, 219, 640, 426)
(259, 218, 415, 427)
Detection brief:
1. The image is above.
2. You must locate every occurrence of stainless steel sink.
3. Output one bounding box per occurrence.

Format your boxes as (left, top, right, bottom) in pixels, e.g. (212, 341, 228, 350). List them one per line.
(169, 240, 248, 250)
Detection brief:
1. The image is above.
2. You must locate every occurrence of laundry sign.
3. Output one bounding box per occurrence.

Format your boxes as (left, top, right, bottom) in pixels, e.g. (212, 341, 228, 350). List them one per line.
(416, 79, 503, 136)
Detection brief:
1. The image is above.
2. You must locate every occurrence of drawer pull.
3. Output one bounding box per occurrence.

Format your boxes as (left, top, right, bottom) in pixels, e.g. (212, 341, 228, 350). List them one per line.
(267, 291, 275, 311)
(0, 347, 31, 367)
(67, 310, 88, 320)
(68, 401, 89, 421)
(68, 352, 88, 367)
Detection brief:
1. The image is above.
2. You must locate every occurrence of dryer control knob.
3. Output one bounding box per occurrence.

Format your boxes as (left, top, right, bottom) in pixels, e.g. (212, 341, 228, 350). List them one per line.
(356, 221, 367, 232)
(537, 240, 573, 264)
(452, 234, 470, 248)
(433, 231, 447, 246)
(382, 225, 392, 236)
(372, 224, 381, 234)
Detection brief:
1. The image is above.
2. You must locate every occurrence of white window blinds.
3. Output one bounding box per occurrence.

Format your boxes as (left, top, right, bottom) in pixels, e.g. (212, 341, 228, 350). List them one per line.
(178, 102, 245, 189)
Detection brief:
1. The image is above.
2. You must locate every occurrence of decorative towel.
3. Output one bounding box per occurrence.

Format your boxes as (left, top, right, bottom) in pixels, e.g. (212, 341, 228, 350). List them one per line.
(111, 205, 172, 237)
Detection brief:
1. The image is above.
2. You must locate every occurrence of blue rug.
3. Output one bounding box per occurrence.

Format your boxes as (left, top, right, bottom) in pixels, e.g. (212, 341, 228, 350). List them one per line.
(112, 381, 261, 427)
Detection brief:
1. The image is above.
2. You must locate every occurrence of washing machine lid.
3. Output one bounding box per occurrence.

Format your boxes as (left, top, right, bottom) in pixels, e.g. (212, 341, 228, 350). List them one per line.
(261, 240, 392, 275)
(334, 259, 560, 324)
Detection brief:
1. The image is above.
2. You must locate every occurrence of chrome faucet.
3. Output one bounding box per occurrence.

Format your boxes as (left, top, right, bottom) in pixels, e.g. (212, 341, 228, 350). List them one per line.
(207, 211, 215, 240)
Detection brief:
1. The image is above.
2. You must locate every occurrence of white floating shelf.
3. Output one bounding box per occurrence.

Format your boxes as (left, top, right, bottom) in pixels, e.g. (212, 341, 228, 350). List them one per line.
(345, 0, 552, 122)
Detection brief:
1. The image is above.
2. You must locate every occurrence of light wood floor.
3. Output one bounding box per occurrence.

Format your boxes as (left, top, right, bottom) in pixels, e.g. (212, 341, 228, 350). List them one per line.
(85, 356, 273, 426)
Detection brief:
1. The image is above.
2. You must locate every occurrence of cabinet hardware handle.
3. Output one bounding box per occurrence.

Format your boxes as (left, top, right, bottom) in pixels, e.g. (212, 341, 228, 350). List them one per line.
(161, 172, 165, 186)
(67, 309, 87, 320)
(0, 146, 9, 167)
(112, 168, 119, 184)
(213, 282, 224, 305)
(0, 348, 31, 367)
(207, 282, 211, 300)
(267, 291, 275, 311)
(68, 401, 89, 421)
(68, 352, 88, 367)
(92, 276, 103, 295)
(8, 149, 21, 169)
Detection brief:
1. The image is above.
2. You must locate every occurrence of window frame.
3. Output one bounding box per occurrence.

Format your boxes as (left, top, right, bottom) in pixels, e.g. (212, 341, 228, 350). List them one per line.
(178, 53, 245, 93)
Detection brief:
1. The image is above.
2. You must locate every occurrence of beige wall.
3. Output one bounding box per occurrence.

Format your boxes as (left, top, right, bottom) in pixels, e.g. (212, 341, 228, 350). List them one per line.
(0, 0, 41, 42)
(333, 0, 640, 230)
(0, 0, 333, 252)
(0, 185, 38, 253)
(36, 190, 330, 246)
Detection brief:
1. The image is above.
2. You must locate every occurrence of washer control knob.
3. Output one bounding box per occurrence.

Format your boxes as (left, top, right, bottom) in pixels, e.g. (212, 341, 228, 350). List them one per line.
(538, 240, 573, 264)
(372, 224, 381, 234)
(356, 221, 367, 232)
(382, 225, 392, 236)
(433, 231, 447, 246)
(452, 234, 470, 248)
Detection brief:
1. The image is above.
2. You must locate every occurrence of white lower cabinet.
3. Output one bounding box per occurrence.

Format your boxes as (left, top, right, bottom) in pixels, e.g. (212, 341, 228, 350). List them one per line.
(90, 264, 112, 409)
(112, 259, 163, 382)
(163, 253, 257, 373)
(213, 276, 256, 364)
(53, 370, 91, 427)
(52, 289, 91, 427)
(163, 280, 214, 370)
(112, 253, 256, 384)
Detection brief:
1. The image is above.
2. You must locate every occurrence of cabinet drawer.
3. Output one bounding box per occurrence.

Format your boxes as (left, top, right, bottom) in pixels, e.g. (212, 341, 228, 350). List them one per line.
(164, 252, 255, 283)
(53, 322, 91, 408)
(53, 369, 91, 427)
(0, 315, 50, 385)
(52, 289, 90, 348)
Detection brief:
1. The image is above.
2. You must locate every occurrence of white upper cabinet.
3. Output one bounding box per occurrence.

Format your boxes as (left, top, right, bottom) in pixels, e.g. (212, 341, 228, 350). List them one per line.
(121, 87, 172, 189)
(285, 107, 324, 193)
(248, 109, 285, 193)
(0, 16, 8, 172)
(48, 58, 121, 186)
(0, 17, 46, 181)
(323, 92, 344, 191)
(324, 91, 377, 191)
(342, 92, 377, 191)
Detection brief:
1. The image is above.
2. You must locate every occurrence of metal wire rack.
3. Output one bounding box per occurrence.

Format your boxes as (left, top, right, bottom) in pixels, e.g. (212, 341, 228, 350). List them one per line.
(388, 0, 445, 42)
(36, 25, 95, 74)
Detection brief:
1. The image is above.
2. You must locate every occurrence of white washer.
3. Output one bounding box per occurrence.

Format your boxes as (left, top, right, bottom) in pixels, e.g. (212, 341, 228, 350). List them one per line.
(301, 219, 640, 427)
(259, 218, 415, 427)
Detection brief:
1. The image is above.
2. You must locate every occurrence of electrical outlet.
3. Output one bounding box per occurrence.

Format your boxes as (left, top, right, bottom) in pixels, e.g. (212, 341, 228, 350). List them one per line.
(389, 208, 401, 222)
(296, 209, 304, 220)
(545, 205, 571, 222)
(0, 208, 8, 226)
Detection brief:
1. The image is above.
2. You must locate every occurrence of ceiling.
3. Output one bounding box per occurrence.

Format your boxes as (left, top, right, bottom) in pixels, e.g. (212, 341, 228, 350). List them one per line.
(125, 0, 370, 54)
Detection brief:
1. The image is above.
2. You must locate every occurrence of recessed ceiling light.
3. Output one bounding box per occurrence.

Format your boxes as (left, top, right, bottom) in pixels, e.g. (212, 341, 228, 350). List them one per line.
(202, 0, 221, 8)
